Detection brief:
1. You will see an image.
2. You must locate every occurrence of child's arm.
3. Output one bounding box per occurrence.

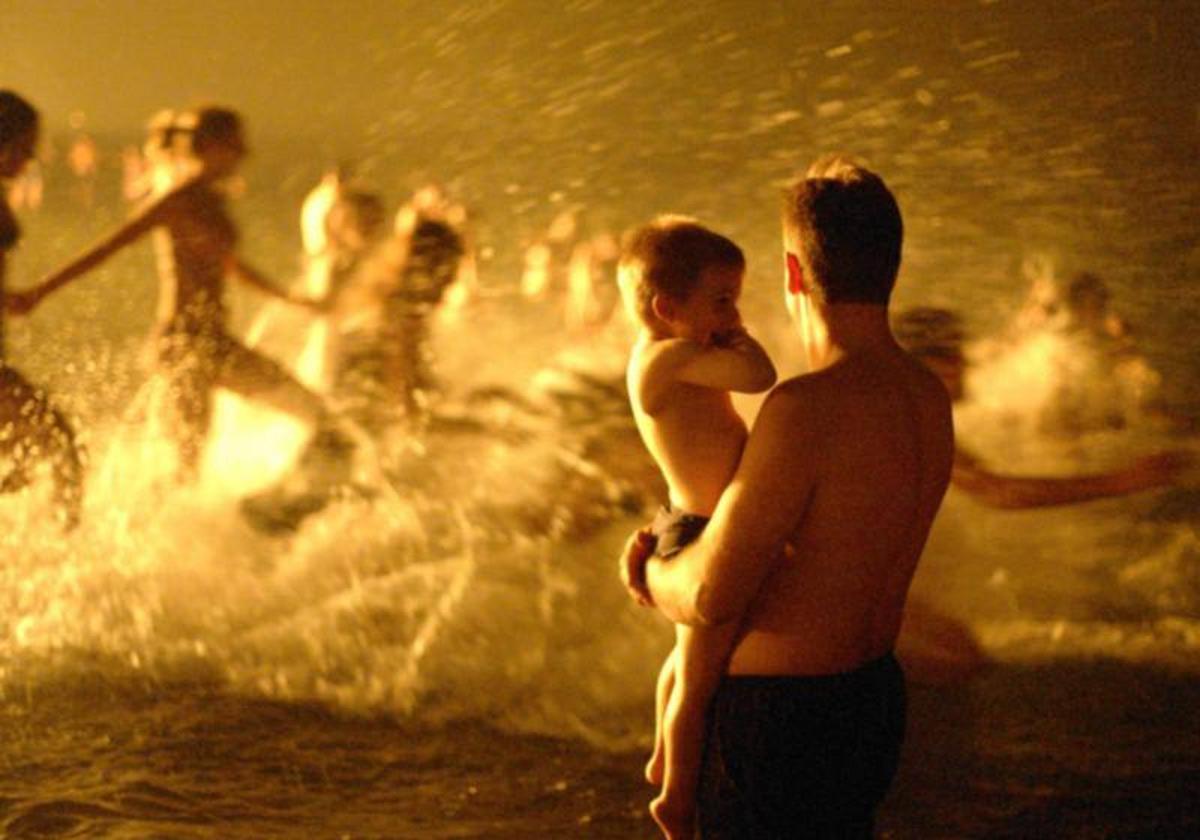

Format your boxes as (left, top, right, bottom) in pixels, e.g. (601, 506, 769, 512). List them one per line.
(638, 328, 776, 413)
(228, 256, 324, 310)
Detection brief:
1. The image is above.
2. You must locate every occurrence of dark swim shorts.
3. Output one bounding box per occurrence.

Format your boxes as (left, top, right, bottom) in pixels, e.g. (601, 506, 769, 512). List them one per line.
(650, 505, 710, 558)
(697, 653, 906, 839)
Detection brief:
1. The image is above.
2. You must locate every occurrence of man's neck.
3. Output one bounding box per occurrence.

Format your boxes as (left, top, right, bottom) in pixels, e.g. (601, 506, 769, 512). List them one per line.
(805, 303, 895, 370)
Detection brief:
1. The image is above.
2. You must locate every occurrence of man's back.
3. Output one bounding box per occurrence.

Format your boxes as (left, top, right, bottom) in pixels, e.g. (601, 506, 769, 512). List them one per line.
(725, 345, 954, 676)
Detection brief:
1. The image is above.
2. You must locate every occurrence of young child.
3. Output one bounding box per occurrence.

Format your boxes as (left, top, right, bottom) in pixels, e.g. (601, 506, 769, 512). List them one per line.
(617, 216, 776, 839)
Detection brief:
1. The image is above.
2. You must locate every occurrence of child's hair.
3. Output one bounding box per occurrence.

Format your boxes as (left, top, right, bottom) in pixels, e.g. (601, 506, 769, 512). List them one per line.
(0, 90, 39, 149)
(618, 215, 744, 327)
(783, 154, 903, 305)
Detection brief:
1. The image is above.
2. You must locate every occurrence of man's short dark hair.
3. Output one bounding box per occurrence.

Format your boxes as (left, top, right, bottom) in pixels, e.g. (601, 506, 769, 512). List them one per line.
(782, 155, 903, 305)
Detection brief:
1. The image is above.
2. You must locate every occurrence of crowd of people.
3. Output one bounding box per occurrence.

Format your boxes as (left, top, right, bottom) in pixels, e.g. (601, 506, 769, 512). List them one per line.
(3, 89, 1194, 837)
(1, 92, 475, 530)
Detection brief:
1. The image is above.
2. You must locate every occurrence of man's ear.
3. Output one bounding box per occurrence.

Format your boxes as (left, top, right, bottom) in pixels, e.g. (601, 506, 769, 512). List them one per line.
(786, 252, 807, 296)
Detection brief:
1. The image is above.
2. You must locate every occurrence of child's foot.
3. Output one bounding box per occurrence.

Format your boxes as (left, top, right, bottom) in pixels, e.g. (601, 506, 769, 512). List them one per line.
(649, 791, 694, 840)
(645, 740, 665, 786)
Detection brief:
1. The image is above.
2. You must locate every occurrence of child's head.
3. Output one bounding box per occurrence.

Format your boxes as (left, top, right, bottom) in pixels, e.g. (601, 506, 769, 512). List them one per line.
(0, 90, 39, 180)
(618, 216, 746, 342)
(782, 155, 902, 306)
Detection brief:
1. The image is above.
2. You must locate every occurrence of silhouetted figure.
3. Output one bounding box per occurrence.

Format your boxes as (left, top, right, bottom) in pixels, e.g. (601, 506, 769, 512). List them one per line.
(0, 91, 84, 528)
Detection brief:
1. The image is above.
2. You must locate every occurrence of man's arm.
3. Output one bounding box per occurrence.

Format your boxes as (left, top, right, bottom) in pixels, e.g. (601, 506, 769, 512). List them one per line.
(644, 385, 816, 625)
(952, 447, 1190, 509)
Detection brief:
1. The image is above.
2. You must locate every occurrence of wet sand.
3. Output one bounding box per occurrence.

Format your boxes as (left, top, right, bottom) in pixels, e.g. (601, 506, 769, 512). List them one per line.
(4, 660, 1198, 838)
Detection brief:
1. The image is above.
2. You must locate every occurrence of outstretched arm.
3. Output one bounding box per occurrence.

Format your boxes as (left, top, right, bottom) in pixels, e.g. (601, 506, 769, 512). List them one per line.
(228, 256, 324, 311)
(12, 197, 167, 312)
(642, 386, 813, 626)
(951, 447, 1191, 509)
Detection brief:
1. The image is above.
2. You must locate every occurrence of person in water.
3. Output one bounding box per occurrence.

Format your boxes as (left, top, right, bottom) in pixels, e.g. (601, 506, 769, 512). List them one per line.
(10, 105, 353, 485)
(617, 216, 776, 839)
(622, 155, 954, 837)
(0, 91, 85, 528)
(893, 306, 1189, 506)
(236, 186, 468, 534)
(242, 170, 387, 394)
(328, 189, 466, 431)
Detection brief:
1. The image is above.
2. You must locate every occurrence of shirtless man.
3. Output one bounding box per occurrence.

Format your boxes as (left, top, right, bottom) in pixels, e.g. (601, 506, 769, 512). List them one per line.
(623, 156, 954, 837)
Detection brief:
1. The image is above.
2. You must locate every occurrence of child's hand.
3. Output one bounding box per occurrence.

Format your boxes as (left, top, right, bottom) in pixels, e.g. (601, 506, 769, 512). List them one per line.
(618, 526, 657, 606)
(712, 324, 751, 349)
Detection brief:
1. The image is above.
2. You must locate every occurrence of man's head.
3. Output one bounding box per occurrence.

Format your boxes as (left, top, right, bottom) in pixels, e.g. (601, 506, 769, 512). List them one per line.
(893, 306, 967, 401)
(618, 216, 746, 343)
(782, 155, 903, 308)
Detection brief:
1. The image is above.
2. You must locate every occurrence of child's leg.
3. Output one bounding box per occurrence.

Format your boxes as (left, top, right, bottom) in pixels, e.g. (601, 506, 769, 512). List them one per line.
(646, 642, 678, 785)
(158, 340, 217, 483)
(215, 334, 326, 427)
(650, 622, 739, 840)
(218, 335, 362, 485)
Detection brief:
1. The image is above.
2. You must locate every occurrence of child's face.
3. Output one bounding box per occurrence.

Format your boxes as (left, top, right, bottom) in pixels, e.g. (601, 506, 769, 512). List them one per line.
(665, 264, 744, 344)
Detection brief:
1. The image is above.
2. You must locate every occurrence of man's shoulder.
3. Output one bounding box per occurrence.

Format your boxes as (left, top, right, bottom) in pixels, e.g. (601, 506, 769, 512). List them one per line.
(759, 357, 952, 433)
(764, 369, 842, 407)
(751, 374, 830, 434)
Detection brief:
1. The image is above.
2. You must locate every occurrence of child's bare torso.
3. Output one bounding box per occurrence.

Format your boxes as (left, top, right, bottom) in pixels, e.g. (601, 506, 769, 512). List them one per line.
(628, 341, 748, 516)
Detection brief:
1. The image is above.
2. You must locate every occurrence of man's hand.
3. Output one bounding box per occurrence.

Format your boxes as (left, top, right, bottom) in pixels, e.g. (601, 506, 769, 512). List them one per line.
(618, 526, 657, 607)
